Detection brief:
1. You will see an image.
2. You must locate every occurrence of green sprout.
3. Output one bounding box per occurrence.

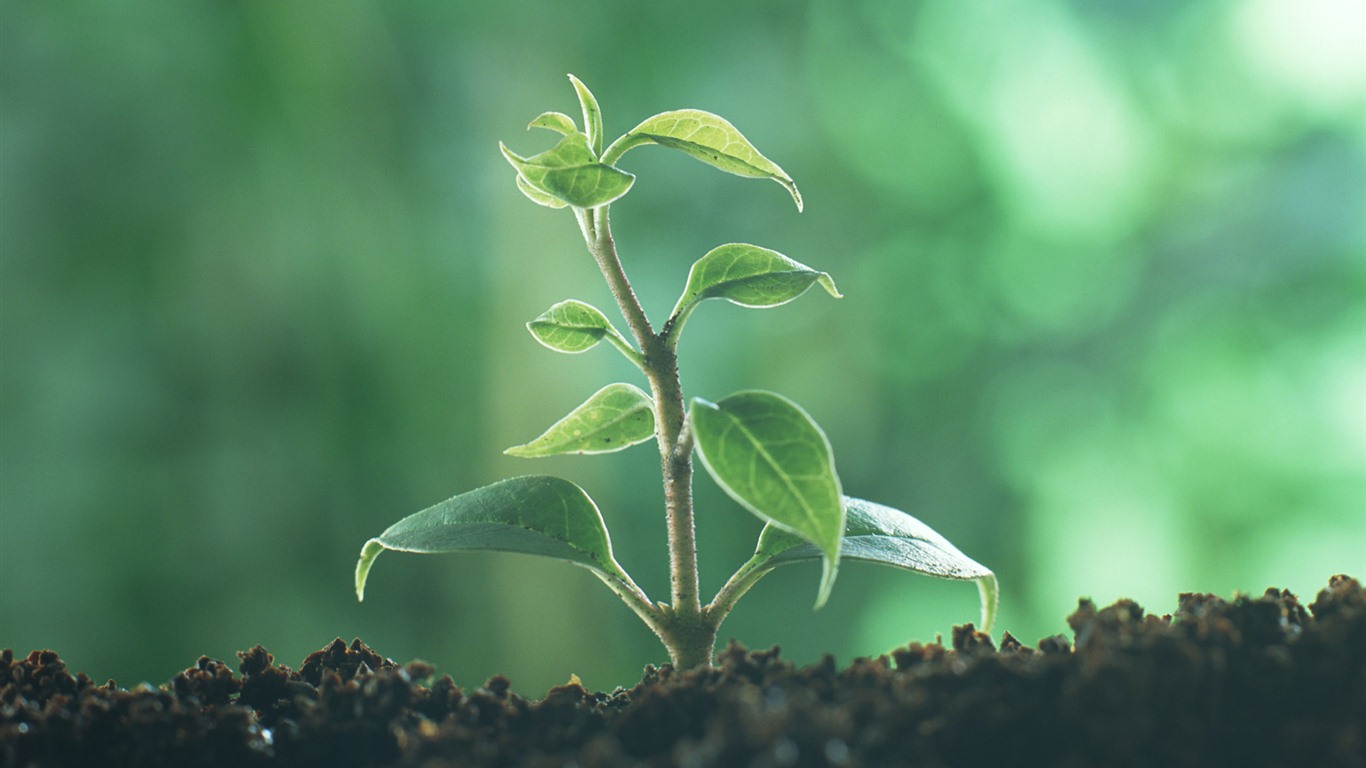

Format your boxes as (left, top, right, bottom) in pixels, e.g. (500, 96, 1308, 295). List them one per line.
(355, 75, 997, 670)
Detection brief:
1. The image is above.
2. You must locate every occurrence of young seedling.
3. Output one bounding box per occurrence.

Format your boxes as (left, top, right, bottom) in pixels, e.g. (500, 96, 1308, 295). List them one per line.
(355, 76, 997, 670)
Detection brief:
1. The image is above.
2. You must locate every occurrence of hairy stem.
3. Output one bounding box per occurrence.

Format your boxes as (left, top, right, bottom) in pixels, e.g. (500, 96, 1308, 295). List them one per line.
(578, 206, 714, 666)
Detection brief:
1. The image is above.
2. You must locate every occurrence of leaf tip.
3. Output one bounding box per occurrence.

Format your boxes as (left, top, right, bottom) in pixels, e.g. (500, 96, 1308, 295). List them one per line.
(977, 573, 1000, 633)
(783, 179, 804, 212)
(818, 273, 842, 299)
(812, 554, 838, 610)
(355, 539, 385, 602)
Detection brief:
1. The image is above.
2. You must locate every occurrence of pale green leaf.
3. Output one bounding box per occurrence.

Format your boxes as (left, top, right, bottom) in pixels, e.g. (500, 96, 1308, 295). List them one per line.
(516, 175, 569, 209)
(355, 475, 638, 600)
(500, 133, 634, 209)
(691, 390, 843, 607)
(669, 243, 840, 332)
(528, 111, 577, 135)
(526, 299, 637, 360)
(567, 74, 603, 156)
(506, 383, 656, 457)
(750, 496, 998, 630)
(603, 109, 802, 211)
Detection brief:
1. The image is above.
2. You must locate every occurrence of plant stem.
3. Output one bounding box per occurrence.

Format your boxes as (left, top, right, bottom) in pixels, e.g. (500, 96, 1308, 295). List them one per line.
(578, 206, 715, 667)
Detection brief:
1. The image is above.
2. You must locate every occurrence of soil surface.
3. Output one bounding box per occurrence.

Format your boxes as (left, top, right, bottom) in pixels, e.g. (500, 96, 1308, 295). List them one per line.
(3, 575, 1363, 768)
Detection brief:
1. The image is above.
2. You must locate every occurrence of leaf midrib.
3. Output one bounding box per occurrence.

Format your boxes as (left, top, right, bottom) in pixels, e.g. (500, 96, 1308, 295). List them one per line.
(642, 134, 773, 177)
(719, 409, 824, 537)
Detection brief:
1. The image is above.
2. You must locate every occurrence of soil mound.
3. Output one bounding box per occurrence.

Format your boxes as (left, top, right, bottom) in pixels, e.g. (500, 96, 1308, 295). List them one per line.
(3, 575, 1362, 767)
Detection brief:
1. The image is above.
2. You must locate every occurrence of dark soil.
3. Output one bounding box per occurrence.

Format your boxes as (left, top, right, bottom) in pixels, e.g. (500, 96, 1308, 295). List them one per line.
(3, 575, 1363, 768)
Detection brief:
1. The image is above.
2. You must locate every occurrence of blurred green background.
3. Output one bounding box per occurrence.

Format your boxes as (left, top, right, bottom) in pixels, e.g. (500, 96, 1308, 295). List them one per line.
(3, 0, 1363, 694)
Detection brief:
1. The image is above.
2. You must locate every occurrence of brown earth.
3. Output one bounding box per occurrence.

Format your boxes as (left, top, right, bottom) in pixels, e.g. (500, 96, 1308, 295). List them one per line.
(3, 575, 1362, 768)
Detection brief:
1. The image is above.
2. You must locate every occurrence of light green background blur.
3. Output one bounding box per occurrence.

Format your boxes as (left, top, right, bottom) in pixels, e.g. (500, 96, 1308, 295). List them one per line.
(3, 1, 1363, 694)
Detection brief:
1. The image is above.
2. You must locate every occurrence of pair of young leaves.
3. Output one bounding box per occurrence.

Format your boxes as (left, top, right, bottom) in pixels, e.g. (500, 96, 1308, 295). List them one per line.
(355, 75, 996, 631)
(499, 74, 802, 212)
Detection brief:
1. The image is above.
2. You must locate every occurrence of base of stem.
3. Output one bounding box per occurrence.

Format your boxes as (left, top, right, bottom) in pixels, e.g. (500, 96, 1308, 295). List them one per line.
(659, 612, 718, 670)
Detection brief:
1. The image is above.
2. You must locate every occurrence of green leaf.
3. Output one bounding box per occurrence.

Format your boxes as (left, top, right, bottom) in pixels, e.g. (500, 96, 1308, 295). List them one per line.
(567, 74, 603, 156)
(528, 111, 578, 136)
(500, 133, 634, 209)
(526, 299, 638, 361)
(516, 175, 569, 209)
(691, 390, 844, 607)
(603, 109, 802, 211)
(506, 383, 656, 457)
(669, 243, 840, 332)
(355, 475, 638, 601)
(749, 496, 998, 631)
